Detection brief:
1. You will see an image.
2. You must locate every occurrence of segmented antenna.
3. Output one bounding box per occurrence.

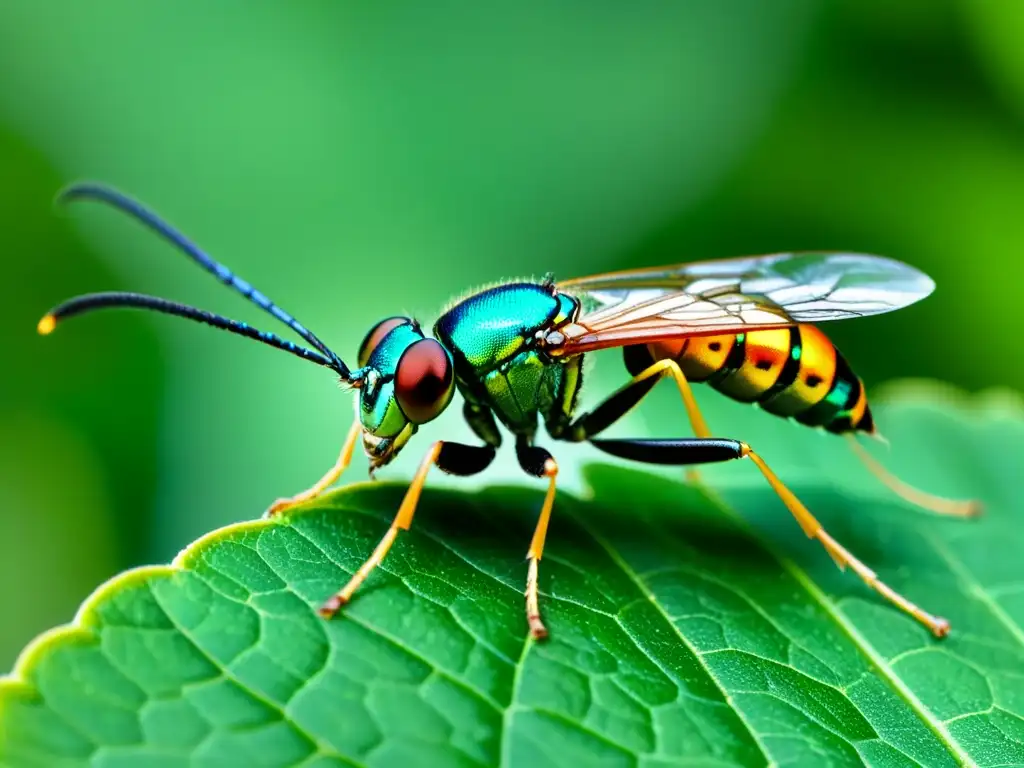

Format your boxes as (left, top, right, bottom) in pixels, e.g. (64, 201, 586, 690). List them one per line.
(39, 292, 340, 371)
(57, 182, 350, 377)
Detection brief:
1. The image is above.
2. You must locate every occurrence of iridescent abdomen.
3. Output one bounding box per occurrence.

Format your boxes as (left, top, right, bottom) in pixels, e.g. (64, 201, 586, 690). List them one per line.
(632, 324, 874, 434)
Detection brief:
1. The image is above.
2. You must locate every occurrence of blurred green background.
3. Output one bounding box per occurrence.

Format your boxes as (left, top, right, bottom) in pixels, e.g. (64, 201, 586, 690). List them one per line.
(1, 2, 1022, 670)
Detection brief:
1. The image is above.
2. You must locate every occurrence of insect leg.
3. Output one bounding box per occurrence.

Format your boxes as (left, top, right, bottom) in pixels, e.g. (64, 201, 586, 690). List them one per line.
(319, 440, 496, 618)
(567, 357, 709, 481)
(516, 440, 558, 640)
(846, 435, 981, 517)
(264, 421, 362, 518)
(463, 400, 503, 449)
(590, 437, 951, 638)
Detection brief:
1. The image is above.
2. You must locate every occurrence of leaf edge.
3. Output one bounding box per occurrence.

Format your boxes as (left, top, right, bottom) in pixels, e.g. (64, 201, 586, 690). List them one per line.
(1, 379, 1020, 738)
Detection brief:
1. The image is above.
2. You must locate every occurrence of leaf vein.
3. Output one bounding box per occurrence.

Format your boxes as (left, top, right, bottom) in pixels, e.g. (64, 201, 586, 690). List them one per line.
(559, 504, 774, 765)
(699, 485, 973, 766)
(499, 636, 533, 768)
(923, 529, 1024, 649)
(148, 580, 364, 768)
(280, 523, 509, 714)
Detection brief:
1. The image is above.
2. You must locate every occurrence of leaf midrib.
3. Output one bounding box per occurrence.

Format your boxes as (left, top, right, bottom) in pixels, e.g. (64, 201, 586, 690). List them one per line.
(561, 503, 774, 767)
(697, 483, 972, 766)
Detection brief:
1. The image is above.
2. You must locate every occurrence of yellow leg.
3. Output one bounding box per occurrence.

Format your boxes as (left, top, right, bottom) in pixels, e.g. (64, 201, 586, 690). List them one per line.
(265, 421, 362, 517)
(626, 359, 710, 483)
(320, 441, 442, 618)
(631, 359, 711, 437)
(846, 435, 982, 518)
(744, 444, 951, 638)
(525, 457, 559, 640)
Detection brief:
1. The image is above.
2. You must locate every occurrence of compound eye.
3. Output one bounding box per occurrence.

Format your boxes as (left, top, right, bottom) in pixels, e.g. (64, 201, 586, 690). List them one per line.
(358, 316, 412, 367)
(395, 339, 454, 424)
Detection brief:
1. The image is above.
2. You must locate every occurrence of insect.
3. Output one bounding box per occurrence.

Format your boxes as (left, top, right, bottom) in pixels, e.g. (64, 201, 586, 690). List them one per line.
(40, 183, 980, 640)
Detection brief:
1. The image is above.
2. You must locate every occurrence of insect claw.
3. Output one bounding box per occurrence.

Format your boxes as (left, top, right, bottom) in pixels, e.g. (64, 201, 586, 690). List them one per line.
(319, 595, 346, 618)
(529, 618, 549, 641)
(932, 617, 951, 638)
(264, 498, 294, 518)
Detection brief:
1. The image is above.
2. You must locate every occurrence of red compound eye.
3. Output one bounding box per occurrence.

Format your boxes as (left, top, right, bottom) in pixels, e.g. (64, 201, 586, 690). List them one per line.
(357, 316, 412, 367)
(395, 339, 454, 424)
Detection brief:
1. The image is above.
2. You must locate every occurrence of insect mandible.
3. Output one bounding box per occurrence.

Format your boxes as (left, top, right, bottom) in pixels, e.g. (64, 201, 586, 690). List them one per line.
(39, 184, 980, 640)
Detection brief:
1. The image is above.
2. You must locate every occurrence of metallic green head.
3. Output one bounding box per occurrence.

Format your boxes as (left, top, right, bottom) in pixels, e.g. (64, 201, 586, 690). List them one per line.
(354, 317, 455, 470)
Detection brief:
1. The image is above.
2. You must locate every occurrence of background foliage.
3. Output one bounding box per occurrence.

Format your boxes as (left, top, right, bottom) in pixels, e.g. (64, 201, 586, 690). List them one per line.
(0, 0, 1021, 716)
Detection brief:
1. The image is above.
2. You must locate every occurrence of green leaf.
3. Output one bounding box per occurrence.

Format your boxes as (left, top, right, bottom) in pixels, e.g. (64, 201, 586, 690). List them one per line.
(2, 384, 1021, 767)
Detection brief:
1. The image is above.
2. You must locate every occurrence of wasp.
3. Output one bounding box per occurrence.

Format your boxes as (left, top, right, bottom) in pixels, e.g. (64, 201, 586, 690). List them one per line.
(39, 184, 980, 640)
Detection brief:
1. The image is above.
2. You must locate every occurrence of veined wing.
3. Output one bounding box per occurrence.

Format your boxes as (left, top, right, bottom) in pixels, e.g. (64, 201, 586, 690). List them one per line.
(549, 252, 934, 355)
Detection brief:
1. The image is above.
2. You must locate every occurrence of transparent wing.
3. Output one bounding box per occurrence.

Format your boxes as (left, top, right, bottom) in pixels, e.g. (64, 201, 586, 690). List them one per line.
(550, 252, 934, 355)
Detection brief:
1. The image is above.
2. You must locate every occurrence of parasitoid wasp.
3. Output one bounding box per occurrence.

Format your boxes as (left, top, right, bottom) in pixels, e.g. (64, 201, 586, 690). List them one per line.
(39, 183, 980, 640)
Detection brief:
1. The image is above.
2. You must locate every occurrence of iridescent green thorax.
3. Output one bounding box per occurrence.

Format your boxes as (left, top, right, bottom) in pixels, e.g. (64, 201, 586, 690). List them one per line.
(433, 282, 582, 434)
(435, 283, 576, 374)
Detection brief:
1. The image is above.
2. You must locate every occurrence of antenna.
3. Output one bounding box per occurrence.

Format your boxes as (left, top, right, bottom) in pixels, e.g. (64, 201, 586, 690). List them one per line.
(56, 182, 351, 377)
(39, 292, 343, 372)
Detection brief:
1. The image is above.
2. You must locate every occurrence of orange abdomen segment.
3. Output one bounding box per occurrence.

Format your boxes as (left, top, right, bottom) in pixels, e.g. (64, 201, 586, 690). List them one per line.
(639, 324, 874, 434)
(712, 328, 792, 403)
(759, 324, 835, 416)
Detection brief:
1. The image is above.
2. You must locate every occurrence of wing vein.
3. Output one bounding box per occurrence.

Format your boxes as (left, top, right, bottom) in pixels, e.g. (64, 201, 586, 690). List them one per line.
(554, 253, 935, 356)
